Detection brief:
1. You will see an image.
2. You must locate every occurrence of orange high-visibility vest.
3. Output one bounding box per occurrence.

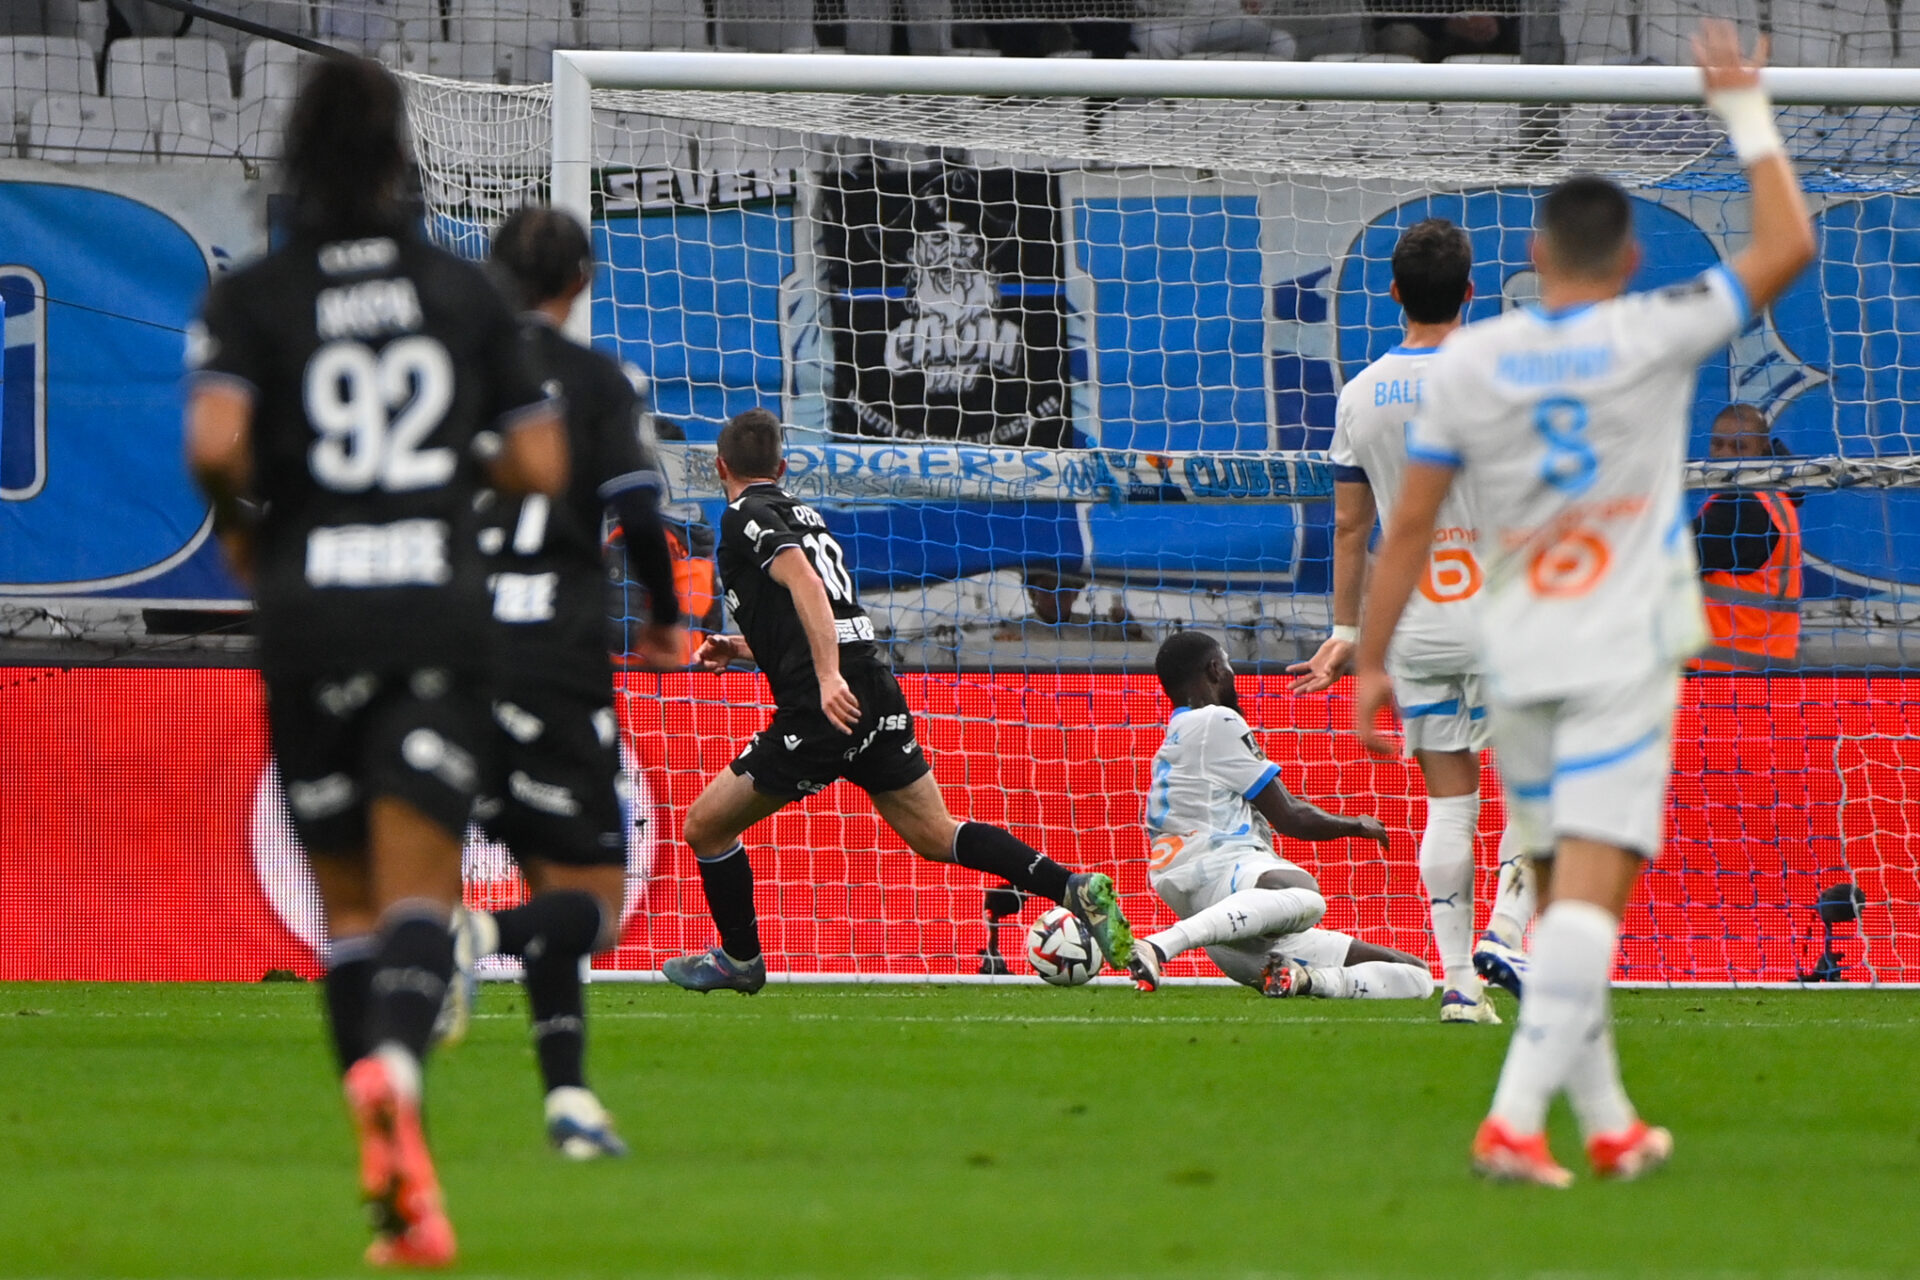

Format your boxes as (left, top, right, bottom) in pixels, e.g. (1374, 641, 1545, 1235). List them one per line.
(1697, 490, 1802, 671)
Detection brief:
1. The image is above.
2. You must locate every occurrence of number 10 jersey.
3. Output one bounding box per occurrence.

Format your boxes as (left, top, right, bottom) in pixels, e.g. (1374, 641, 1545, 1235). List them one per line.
(718, 480, 880, 709)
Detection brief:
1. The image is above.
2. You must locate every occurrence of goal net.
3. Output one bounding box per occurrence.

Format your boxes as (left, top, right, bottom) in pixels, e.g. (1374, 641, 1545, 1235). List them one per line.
(401, 53, 1920, 985)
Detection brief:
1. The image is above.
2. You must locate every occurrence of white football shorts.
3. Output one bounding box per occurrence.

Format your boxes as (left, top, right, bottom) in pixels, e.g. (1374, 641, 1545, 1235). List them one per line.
(1485, 664, 1681, 861)
(1147, 836, 1353, 989)
(1392, 668, 1489, 757)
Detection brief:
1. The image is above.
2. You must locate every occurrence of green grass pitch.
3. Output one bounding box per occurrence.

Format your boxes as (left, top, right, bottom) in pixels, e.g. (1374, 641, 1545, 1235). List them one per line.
(1, 982, 1915, 1279)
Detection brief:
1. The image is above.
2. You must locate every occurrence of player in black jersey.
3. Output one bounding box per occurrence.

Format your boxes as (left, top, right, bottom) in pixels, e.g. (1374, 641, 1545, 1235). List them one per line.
(436, 206, 684, 1159)
(184, 57, 565, 1269)
(661, 409, 1133, 992)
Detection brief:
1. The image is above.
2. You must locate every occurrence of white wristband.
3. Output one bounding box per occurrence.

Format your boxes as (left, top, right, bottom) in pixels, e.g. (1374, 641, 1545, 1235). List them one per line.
(1708, 86, 1785, 165)
(1330, 625, 1359, 645)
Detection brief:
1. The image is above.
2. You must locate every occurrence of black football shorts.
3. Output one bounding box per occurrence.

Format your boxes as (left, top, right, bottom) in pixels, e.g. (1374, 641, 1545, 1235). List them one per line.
(729, 662, 932, 800)
(477, 685, 628, 869)
(266, 666, 492, 854)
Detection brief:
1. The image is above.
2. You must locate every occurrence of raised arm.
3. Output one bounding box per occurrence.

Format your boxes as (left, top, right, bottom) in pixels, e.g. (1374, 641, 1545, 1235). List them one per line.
(1696, 20, 1816, 311)
(1251, 777, 1389, 850)
(767, 547, 861, 734)
(1352, 459, 1456, 754)
(1289, 478, 1376, 694)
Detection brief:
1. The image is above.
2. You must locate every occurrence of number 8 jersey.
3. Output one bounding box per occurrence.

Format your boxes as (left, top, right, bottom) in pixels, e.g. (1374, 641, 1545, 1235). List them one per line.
(189, 232, 549, 679)
(718, 481, 880, 709)
(1405, 267, 1749, 702)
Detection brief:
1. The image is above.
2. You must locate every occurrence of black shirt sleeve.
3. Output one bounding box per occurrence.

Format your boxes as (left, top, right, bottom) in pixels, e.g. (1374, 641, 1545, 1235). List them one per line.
(720, 492, 804, 571)
(1694, 492, 1779, 575)
(479, 294, 551, 430)
(191, 275, 268, 394)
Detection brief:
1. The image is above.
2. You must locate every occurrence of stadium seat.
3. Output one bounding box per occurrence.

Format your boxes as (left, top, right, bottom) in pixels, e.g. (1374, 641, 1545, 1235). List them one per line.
(457, 0, 574, 51)
(579, 0, 712, 52)
(1773, 0, 1896, 67)
(379, 38, 508, 82)
(193, 2, 307, 65)
(240, 39, 310, 108)
(1639, 1, 1759, 66)
(238, 96, 285, 160)
(318, 0, 441, 50)
(712, 0, 814, 53)
(105, 37, 237, 112)
(1559, 0, 1634, 63)
(26, 90, 154, 160)
(155, 97, 245, 162)
(1, 36, 98, 141)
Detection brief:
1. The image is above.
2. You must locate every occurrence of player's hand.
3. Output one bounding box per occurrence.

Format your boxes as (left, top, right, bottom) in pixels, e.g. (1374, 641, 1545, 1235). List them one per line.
(1693, 17, 1767, 93)
(818, 672, 861, 735)
(1286, 635, 1354, 695)
(631, 623, 687, 671)
(1352, 666, 1399, 756)
(694, 634, 746, 672)
(1353, 815, 1391, 850)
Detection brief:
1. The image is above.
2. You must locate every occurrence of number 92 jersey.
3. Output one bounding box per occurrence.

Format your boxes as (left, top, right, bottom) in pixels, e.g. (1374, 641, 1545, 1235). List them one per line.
(190, 233, 549, 680)
(718, 481, 880, 709)
(1405, 267, 1749, 702)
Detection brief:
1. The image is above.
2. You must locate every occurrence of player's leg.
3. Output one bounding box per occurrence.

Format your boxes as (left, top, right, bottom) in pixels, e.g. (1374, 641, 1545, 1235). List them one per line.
(1473, 823, 1539, 998)
(310, 850, 379, 1073)
(867, 770, 1133, 967)
(663, 765, 788, 991)
(1131, 857, 1325, 989)
(1475, 672, 1677, 1186)
(1260, 929, 1438, 1000)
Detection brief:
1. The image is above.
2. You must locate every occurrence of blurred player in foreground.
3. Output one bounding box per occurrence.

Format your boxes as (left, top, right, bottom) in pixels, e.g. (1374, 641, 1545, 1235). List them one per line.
(1353, 21, 1814, 1185)
(186, 58, 566, 1265)
(1127, 631, 1434, 1001)
(662, 409, 1131, 991)
(1290, 218, 1534, 1024)
(439, 206, 686, 1160)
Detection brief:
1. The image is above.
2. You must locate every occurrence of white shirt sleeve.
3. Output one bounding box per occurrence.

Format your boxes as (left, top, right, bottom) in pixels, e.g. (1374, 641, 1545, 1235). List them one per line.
(1201, 710, 1281, 801)
(1328, 386, 1361, 473)
(1625, 265, 1750, 366)
(1403, 348, 1469, 470)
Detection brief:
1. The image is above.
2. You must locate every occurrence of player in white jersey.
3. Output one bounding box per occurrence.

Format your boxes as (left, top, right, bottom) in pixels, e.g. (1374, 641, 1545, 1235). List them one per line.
(1352, 21, 1815, 1186)
(1126, 631, 1435, 1001)
(1291, 219, 1535, 1026)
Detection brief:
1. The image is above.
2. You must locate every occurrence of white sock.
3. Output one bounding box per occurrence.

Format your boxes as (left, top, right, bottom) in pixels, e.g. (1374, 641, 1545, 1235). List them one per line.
(1419, 792, 1479, 991)
(1305, 961, 1435, 999)
(1149, 887, 1325, 961)
(1487, 900, 1618, 1134)
(374, 1042, 423, 1103)
(1565, 1009, 1638, 1138)
(1485, 826, 1537, 948)
(472, 909, 501, 958)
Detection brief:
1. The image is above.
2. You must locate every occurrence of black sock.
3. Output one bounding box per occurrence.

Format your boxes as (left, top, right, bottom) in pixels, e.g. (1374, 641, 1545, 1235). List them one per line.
(953, 822, 1072, 904)
(695, 842, 762, 962)
(366, 910, 454, 1064)
(492, 891, 605, 1094)
(322, 936, 376, 1074)
(493, 890, 604, 959)
(525, 948, 588, 1092)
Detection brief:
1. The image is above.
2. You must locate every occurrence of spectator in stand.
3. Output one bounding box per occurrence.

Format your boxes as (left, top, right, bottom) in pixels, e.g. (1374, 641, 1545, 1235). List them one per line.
(1692, 404, 1803, 671)
(1370, 1, 1519, 62)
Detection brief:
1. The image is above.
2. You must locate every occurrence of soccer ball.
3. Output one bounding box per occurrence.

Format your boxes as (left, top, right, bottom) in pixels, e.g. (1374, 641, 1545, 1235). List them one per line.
(1026, 907, 1102, 986)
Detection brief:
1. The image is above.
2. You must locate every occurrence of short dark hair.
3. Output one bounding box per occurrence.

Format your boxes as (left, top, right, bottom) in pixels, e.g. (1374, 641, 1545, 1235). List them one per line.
(283, 56, 410, 240)
(1392, 219, 1473, 324)
(1154, 630, 1221, 702)
(717, 408, 784, 480)
(1536, 175, 1634, 278)
(1714, 403, 1789, 456)
(490, 205, 593, 311)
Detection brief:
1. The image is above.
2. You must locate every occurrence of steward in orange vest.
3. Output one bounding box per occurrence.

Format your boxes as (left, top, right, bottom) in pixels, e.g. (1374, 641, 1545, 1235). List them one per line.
(1691, 405, 1802, 671)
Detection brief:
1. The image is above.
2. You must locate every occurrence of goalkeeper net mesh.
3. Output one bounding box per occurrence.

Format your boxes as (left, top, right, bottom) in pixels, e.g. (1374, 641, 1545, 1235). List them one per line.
(401, 64, 1920, 984)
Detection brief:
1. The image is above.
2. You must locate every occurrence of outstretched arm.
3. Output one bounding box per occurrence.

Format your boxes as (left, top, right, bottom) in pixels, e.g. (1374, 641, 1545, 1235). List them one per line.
(1251, 777, 1389, 850)
(1696, 20, 1815, 311)
(767, 547, 861, 734)
(1352, 459, 1455, 754)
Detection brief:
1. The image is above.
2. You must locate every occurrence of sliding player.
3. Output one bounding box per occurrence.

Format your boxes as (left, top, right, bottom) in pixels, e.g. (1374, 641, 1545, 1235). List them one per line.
(185, 58, 565, 1266)
(1127, 631, 1434, 1001)
(661, 409, 1131, 990)
(441, 206, 686, 1160)
(1289, 218, 1534, 1024)
(1352, 21, 1814, 1184)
